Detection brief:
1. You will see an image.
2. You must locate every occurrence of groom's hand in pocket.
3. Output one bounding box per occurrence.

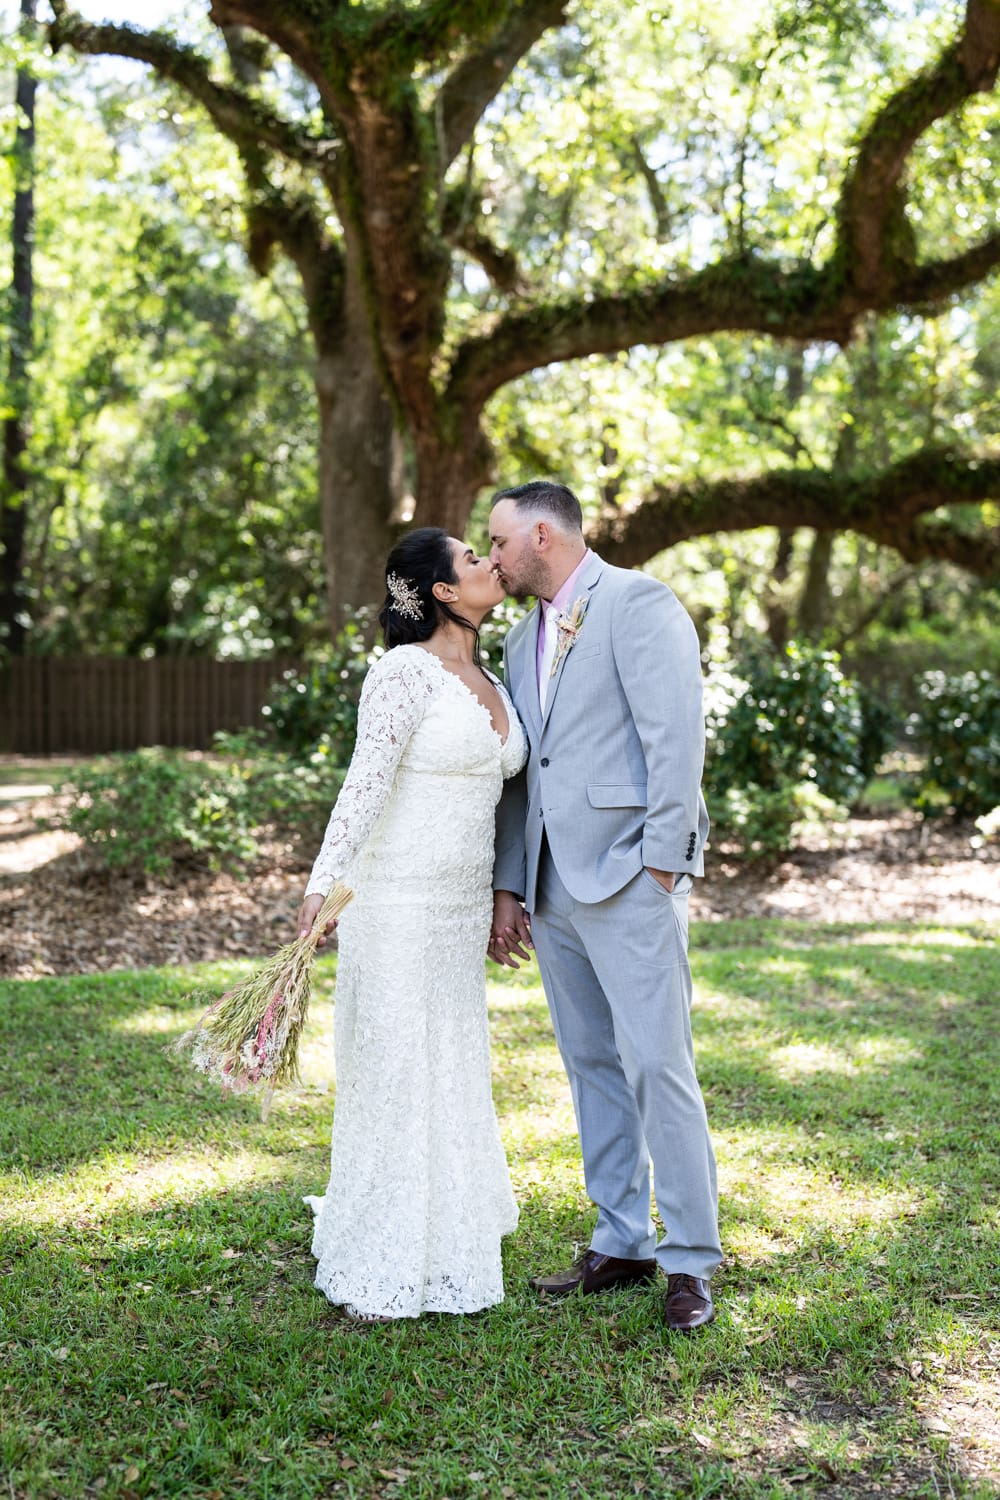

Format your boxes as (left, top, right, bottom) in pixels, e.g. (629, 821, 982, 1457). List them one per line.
(489, 890, 533, 969)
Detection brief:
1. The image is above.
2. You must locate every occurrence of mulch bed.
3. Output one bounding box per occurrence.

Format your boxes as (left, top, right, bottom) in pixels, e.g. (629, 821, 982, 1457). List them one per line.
(1, 787, 996, 980)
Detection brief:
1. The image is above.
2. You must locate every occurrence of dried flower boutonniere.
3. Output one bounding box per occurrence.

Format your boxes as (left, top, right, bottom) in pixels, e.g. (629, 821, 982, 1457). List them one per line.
(550, 594, 589, 677)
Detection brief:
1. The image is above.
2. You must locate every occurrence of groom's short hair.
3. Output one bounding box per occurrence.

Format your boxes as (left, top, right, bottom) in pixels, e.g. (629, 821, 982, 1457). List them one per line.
(491, 479, 583, 534)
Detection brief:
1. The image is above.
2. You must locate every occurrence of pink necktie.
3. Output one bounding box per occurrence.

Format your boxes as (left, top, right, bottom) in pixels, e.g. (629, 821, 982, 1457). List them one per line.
(539, 605, 559, 712)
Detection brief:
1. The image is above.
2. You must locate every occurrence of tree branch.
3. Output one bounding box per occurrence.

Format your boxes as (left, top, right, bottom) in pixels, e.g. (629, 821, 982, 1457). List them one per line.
(441, 181, 522, 291)
(835, 0, 1000, 297)
(896, 231, 1000, 306)
(205, 0, 344, 114)
(586, 449, 1000, 577)
(48, 4, 338, 176)
(630, 136, 673, 242)
(445, 258, 844, 415)
(436, 0, 568, 168)
(444, 0, 1000, 418)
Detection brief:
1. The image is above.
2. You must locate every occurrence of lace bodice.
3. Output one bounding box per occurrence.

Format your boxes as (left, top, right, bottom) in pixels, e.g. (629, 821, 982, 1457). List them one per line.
(305, 645, 526, 898)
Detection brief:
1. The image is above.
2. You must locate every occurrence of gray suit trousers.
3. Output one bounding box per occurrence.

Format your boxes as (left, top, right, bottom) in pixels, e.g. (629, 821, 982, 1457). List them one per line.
(531, 845, 722, 1279)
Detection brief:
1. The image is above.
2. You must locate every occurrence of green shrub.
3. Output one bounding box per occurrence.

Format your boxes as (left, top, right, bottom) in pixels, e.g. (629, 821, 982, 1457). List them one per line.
(213, 731, 345, 846)
(907, 669, 1000, 818)
(712, 780, 846, 862)
(262, 613, 378, 760)
(63, 738, 347, 878)
(706, 639, 868, 805)
(63, 749, 258, 877)
(703, 640, 875, 861)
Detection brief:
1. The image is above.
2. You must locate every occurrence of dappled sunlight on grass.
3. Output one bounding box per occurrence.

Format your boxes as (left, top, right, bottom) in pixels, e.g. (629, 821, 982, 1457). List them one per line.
(769, 1034, 924, 1079)
(2, 921, 997, 1500)
(1, 1146, 288, 1230)
(719, 1150, 923, 1246)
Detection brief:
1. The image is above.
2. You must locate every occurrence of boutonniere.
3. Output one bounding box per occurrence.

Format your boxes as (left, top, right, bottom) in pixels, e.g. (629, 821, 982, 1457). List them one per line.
(550, 595, 589, 677)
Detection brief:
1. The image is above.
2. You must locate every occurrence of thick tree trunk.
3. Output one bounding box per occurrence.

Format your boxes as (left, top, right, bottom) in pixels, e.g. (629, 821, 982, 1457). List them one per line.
(1, 0, 37, 656)
(316, 339, 400, 636)
(410, 415, 495, 540)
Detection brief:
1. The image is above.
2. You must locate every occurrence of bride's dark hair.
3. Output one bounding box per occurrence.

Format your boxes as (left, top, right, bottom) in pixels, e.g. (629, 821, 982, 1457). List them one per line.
(379, 527, 484, 667)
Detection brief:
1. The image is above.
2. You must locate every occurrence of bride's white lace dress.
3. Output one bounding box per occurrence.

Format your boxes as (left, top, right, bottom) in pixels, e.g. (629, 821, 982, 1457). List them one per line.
(303, 644, 527, 1319)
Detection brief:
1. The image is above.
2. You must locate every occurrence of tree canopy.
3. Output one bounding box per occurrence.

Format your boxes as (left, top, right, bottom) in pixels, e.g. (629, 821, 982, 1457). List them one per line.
(6, 0, 999, 637)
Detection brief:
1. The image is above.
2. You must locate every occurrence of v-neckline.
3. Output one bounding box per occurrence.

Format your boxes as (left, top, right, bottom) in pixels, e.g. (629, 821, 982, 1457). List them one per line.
(415, 647, 510, 747)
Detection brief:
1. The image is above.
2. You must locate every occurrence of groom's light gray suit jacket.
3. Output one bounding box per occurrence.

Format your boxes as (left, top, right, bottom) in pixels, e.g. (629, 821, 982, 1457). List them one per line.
(493, 553, 710, 911)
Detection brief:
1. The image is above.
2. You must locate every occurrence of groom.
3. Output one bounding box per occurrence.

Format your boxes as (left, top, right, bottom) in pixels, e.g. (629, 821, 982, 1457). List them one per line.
(488, 480, 721, 1332)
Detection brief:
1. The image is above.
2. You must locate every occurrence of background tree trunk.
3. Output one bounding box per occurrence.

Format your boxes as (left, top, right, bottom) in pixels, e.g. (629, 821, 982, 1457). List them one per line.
(798, 529, 835, 638)
(1, 0, 38, 656)
(765, 528, 796, 649)
(316, 324, 401, 632)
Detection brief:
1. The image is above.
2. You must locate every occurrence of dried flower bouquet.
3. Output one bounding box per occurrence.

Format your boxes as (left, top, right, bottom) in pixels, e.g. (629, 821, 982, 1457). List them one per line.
(174, 881, 353, 1114)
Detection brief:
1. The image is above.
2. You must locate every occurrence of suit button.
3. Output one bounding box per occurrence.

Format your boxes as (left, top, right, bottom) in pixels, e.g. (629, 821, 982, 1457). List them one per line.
(540, 757, 550, 767)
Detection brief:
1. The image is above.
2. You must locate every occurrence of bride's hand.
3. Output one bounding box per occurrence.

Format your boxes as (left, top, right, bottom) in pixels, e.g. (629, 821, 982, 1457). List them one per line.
(297, 893, 338, 947)
(489, 890, 533, 969)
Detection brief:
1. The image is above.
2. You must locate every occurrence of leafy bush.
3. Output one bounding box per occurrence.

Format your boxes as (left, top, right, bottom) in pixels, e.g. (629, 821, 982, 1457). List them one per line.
(213, 731, 345, 846)
(262, 613, 378, 760)
(63, 739, 347, 878)
(703, 640, 875, 861)
(64, 748, 259, 876)
(713, 781, 846, 862)
(705, 640, 868, 805)
(907, 669, 1000, 818)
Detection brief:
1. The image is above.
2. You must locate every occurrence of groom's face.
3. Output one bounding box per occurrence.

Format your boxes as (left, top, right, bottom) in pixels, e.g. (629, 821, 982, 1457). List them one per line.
(489, 500, 550, 602)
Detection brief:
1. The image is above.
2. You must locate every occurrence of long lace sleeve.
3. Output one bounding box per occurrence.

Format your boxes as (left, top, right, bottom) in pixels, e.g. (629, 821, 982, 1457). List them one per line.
(304, 652, 435, 897)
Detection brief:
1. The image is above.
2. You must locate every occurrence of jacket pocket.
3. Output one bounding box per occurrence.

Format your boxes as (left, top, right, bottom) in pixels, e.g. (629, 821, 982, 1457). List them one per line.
(587, 784, 647, 808)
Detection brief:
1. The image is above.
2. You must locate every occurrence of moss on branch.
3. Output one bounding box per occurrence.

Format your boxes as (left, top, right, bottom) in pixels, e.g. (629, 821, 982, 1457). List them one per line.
(587, 449, 1000, 576)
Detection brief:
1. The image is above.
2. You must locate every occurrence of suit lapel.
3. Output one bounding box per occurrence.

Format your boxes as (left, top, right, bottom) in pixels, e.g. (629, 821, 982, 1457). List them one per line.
(508, 603, 543, 736)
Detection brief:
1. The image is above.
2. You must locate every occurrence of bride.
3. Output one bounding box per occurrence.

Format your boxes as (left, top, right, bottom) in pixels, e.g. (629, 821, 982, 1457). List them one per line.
(296, 527, 527, 1320)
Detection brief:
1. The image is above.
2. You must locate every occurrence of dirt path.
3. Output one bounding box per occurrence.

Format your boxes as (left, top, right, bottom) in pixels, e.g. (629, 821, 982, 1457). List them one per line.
(0, 767, 996, 979)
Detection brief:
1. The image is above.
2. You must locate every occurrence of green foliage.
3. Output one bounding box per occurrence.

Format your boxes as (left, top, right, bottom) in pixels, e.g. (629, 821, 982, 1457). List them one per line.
(62, 739, 346, 877)
(706, 640, 868, 804)
(713, 780, 847, 863)
(213, 730, 346, 847)
(63, 749, 259, 877)
(10, 70, 324, 658)
(703, 640, 880, 860)
(262, 615, 379, 760)
(907, 669, 1000, 819)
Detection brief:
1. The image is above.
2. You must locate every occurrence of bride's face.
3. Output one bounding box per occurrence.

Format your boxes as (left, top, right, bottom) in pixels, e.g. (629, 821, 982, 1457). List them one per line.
(445, 538, 505, 615)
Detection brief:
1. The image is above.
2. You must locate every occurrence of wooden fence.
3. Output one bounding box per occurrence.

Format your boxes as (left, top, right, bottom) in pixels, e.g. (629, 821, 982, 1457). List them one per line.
(0, 657, 303, 754)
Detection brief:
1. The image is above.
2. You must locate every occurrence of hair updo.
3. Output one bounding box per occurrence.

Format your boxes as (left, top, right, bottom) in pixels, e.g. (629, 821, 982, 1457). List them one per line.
(378, 528, 482, 663)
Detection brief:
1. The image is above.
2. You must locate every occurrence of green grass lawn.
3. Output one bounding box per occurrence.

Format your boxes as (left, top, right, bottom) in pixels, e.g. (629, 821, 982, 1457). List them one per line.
(2, 923, 998, 1500)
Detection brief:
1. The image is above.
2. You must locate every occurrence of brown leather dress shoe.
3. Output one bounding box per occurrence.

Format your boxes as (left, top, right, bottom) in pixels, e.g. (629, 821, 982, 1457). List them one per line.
(663, 1273, 715, 1332)
(530, 1250, 657, 1297)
